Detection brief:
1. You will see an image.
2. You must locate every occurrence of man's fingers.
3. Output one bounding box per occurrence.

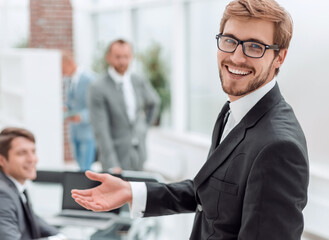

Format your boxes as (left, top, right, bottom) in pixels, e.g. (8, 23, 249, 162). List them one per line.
(85, 170, 107, 182)
(71, 189, 92, 196)
(71, 193, 92, 201)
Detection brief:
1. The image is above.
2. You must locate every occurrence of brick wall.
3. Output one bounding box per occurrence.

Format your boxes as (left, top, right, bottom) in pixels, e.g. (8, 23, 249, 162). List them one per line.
(29, 0, 74, 163)
(30, 0, 73, 51)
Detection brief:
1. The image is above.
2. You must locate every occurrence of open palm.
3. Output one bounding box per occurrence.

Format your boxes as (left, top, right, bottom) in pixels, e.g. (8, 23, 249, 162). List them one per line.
(71, 171, 132, 212)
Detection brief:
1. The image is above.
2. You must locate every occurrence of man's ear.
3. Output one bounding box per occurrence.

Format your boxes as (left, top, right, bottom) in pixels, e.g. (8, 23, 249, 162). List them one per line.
(273, 49, 288, 69)
(0, 155, 7, 169)
(105, 52, 111, 66)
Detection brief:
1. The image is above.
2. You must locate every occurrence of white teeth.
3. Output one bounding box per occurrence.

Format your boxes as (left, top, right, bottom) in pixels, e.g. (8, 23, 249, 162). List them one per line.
(228, 67, 250, 75)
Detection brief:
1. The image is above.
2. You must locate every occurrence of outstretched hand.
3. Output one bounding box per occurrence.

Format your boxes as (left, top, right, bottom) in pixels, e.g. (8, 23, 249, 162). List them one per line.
(71, 171, 132, 212)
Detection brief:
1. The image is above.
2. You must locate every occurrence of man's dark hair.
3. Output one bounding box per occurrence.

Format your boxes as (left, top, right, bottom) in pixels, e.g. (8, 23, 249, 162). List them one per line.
(0, 127, 35, 160)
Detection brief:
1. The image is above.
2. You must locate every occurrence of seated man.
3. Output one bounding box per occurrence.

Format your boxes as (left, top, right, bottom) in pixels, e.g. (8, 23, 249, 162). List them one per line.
(0, 127, 65, 240)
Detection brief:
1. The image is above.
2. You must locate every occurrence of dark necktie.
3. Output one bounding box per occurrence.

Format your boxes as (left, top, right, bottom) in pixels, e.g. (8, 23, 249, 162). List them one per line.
(210, 101, 230, 153)
(218, 106, 230, 144)
(21, 190, 41, 239)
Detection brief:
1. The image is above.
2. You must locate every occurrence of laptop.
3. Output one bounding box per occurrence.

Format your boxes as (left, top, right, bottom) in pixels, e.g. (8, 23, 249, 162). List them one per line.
(38, 170, 162, 230)
(46, 171, 119, 230)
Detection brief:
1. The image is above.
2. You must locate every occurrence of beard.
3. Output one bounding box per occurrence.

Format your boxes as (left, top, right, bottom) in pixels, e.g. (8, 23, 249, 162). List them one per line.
(219, 58, 275, 97)
(114, 65, 129, 75)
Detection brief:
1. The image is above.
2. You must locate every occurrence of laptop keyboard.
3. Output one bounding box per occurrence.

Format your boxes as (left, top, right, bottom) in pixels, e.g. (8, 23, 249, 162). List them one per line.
(47, 214, 116, 230)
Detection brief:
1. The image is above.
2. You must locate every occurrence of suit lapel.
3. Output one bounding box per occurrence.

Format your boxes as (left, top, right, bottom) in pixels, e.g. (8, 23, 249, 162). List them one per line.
(0, 171, 20, 196)
(0, 171, 38, 237)
(67, 78, 74, 100)
(194, 121, 246, 189)
(194, 83, 283, 190)
(70, 77, 80, 102)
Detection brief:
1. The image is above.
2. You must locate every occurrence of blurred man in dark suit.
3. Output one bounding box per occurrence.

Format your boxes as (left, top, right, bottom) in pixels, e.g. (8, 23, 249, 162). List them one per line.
(0, 127, 65, 240)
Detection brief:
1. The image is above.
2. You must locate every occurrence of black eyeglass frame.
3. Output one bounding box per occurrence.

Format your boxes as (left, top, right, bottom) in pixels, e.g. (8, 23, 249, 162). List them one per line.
(216, 33, 280, 58)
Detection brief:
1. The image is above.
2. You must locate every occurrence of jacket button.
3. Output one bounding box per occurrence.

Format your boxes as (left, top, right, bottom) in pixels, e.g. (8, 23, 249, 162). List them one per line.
(197, 204, 203, 212)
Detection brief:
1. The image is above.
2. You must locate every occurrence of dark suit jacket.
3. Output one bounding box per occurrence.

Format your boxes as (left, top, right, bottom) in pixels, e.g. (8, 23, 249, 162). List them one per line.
(144, 84, 309, 240)
(87, 72, 160, 171)
(0, 171, 58, 240)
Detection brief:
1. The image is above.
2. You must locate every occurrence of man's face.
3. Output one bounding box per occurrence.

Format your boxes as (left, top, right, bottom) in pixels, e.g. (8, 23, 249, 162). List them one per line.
(217, 18, 286, 101)
(0, 137, 38, 184)
(106, 43, 133, 75)
(62, 59, 74, 77)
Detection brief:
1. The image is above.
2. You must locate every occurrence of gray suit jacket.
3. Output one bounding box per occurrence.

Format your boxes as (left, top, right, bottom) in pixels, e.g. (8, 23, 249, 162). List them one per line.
(0, 171, 58, 240)
(87, 72, 160, 171)
(144, 84, 309, 240)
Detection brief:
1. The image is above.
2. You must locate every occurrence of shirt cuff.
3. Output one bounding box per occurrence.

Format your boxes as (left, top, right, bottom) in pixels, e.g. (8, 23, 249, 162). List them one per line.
(129, 181, 147, 218)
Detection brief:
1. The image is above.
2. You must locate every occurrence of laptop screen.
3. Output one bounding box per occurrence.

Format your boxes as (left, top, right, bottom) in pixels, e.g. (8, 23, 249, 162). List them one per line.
(61, 171, 120, 214)
(62, 171, 93, 210)
(35, 170, 160, 214)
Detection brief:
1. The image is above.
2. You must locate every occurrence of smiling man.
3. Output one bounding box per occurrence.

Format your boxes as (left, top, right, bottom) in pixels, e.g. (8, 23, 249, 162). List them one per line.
(217, 17, 285, 100)
(72, 1, 309, 239)
(0, 127, 64, 240)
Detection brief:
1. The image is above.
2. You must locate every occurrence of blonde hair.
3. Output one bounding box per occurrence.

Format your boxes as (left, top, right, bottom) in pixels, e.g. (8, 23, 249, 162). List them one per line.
(220, 0, 293, 49)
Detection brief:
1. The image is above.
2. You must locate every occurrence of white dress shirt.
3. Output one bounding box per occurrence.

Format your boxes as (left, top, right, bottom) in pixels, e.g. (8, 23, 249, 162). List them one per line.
(129, 79, 277, 218)
(220, 78, 277, 143)
(108, 67, 137, 123)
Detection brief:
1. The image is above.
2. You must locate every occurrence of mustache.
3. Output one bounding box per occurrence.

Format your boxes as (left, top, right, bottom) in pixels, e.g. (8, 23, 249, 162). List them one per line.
(221, 60, 255, 73)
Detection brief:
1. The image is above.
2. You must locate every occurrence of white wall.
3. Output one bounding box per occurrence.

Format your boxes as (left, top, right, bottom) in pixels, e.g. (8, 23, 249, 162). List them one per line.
(0, 0, 29, 49)
(276, 0, 329, 167)
(275, 1, 329, 237)
(0, 49, 64, 169)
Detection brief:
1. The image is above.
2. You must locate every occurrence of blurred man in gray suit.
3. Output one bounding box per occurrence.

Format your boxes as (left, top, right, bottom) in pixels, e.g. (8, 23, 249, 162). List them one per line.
(87, 39, 160, 173)
(0, 127, 65, 240)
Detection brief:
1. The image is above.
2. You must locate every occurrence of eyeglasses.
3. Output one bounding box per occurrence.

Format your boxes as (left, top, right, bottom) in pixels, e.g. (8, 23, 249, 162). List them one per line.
(216, 33, 280, 58)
